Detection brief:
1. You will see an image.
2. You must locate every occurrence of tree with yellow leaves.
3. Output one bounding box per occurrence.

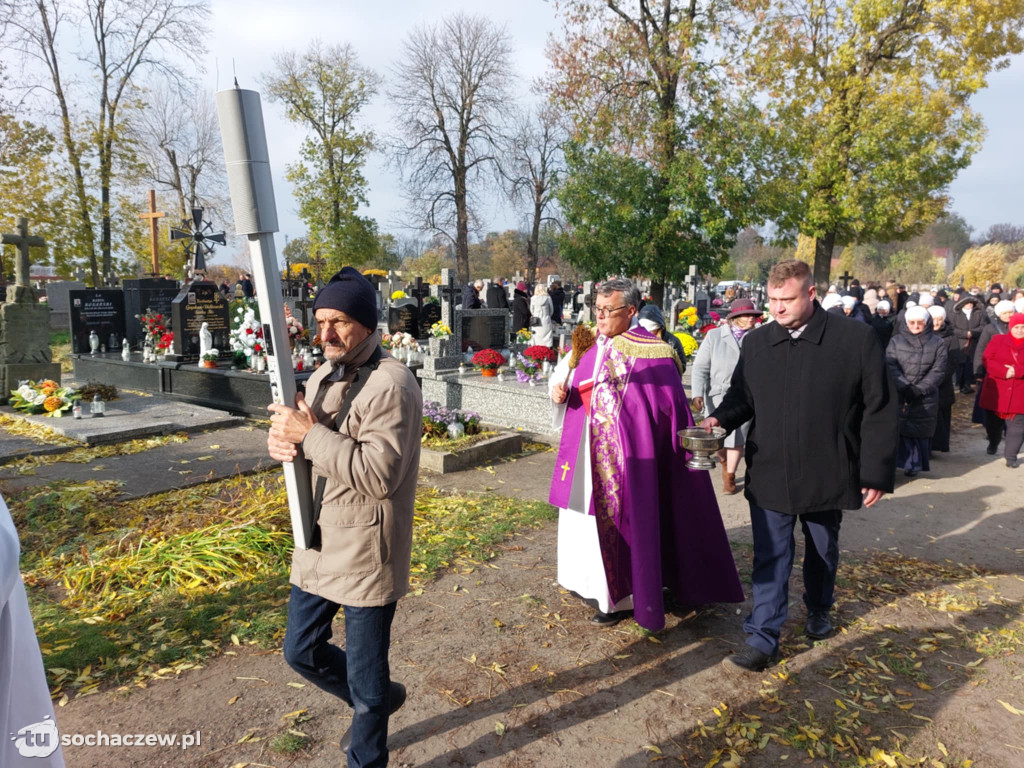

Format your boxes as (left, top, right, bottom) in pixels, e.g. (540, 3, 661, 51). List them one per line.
(743, 0, 1024, 291)
(947, 243, 1010, 289)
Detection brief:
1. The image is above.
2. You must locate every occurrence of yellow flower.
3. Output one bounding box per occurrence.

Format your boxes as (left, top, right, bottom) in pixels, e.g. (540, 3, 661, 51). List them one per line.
(686, 315, 697, 326)
(391, 290, 407, 300)
(43, 395, 63, 412)
(675, 332, 699, 357)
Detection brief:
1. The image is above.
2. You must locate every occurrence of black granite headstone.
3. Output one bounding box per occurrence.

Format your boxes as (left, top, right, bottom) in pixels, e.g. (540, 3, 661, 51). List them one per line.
(170, 281, 231, 358)
(460, 313, 506, 352)
(123, 277, 179, 348)
(388, 298, 419, 338)
(69, 290, 126, 353)
(420, 302, 442, 336)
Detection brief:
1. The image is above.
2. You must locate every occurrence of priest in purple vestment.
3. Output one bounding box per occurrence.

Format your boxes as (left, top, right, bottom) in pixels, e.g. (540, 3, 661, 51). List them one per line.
(548, 278, 744, 631)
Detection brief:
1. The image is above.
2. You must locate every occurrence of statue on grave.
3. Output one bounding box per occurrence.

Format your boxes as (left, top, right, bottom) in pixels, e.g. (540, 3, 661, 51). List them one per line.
(199, 322, 213, 359)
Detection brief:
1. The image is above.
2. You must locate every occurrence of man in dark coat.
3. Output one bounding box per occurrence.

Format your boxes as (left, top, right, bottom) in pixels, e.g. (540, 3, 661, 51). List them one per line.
(549, 280, 565, 323)
(486, 277, 509, 311)
(951, 294, 987, 393)
(705, 259, 896, 672)
(462, 280, 482, 310)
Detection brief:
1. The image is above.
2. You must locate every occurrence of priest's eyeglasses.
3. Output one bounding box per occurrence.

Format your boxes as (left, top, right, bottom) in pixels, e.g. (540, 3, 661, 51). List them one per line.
(595, 305, 629, 317)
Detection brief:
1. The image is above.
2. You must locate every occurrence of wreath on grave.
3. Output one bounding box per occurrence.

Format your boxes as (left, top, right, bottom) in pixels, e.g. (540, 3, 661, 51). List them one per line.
(10, 379, 80, 417)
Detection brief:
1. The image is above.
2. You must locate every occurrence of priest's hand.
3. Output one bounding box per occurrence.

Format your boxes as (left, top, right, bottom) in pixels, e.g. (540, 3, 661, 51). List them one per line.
(550, 381, 568, 404)
(268, 393, 316, 459)
(691, 396, 704, 413)
(861, 488, 885, 508)
(700, 416, 721, 433)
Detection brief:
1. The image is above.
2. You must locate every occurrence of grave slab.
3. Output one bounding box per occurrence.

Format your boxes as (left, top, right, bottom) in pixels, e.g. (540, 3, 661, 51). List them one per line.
(0, 389, 244, 446)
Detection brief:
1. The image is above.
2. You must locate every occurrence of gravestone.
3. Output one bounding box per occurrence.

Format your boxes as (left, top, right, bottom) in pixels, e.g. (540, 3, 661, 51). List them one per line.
(420, 301, 442, 336)
(123, 277, 180, 348)
(388, 298, 420, 338)
(169, 280, 231, 359)
(45, 280, 86, 330)
(457, 308, 510, 353)
(581, 281, 595, 324)
(69, 289, 126, 353)
(0, 217, 61, 401)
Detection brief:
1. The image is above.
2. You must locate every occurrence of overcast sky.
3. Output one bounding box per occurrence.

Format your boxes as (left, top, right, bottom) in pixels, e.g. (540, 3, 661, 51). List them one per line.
(198, 1, 1024, 255)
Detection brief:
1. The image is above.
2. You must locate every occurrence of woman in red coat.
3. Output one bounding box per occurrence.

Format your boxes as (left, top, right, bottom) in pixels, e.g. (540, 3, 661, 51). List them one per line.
(981, 313, 1024, 468)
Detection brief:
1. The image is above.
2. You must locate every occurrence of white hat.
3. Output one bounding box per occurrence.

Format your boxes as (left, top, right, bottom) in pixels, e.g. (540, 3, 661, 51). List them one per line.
(995, 299, 1016, 316)
(917, 293, 934, 307)
(841, 295, 857, 309)
(927, 305, 946, 320)
(822, 294, 844, 310)
(1015, 297, 1024, 313)
(905, 306, 929, 322)
(877, 300, 891, 313)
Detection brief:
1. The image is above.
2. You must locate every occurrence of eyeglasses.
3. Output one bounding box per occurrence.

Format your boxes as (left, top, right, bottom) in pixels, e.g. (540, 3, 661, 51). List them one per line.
(595, 305, 629, 318)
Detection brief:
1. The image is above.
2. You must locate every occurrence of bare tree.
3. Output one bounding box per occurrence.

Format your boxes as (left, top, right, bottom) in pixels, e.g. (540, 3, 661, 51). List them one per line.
(1, 0, 209, 286)
(388, 12, 516, 284)
(502, 107, 564, 285)
(981, 223, 1024, 246)
(132, 84, 227, 223)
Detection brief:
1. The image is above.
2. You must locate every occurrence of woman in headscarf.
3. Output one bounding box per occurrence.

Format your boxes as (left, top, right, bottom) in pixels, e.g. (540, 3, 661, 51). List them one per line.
(980, 313, 1024, 467)
(927, 305, 957, 453)
(690, 299, 761, 494)
(637, 304, 687, 374)
(530, 283, 554, 348)
(974, 300, 1018, 454)
(870, 300, 895, 348)
(886, 305, 948, 476)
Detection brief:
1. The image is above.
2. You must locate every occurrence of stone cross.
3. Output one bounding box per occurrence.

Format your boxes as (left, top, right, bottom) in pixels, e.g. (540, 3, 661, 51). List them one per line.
(137, 190, 166, 275)
(1, 217, 46, 288)
(582, 280, 595, 323)
(684, 264, 699, 303)
(409, 276, 429, 310)
(73, 266, 87, 283)
(838, 270, 854, 291)
(439, 268, 460, 329)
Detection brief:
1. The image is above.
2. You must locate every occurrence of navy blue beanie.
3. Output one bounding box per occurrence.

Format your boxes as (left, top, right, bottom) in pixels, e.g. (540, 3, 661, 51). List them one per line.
(313, 267, 378, 330)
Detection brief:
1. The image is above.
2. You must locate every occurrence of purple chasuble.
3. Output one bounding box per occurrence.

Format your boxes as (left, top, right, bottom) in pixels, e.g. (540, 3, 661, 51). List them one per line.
(549, 327, 744, 631)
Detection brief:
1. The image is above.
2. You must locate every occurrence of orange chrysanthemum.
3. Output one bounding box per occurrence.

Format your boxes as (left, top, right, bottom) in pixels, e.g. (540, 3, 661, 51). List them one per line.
(43, 395, 63, 412)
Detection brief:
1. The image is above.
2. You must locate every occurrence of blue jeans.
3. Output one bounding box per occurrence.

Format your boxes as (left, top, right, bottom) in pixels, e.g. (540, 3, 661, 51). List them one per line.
(743, 504, 842, 655)
(283, 585, 397, 767)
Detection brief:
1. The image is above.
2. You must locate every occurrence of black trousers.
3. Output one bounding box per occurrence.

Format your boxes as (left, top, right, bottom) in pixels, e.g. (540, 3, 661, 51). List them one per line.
(986, 409, 1006, 447)
(1005, 414, 1024, 461)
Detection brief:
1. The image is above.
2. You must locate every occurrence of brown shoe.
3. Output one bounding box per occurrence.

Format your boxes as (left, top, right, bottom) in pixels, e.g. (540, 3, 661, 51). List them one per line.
(723, 471, 738, 495)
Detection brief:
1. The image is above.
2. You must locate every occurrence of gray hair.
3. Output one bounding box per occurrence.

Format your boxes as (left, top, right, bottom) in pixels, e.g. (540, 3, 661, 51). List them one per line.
(597, 277, 640, 309)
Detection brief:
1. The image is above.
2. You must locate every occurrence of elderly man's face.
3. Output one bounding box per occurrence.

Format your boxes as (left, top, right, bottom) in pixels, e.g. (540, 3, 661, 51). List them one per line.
(595, 290, 636, 337)
(316, 308, 373, 363)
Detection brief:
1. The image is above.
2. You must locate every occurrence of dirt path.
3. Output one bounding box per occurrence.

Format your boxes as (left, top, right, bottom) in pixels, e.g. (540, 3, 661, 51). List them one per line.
(32, 402, 1024, 767)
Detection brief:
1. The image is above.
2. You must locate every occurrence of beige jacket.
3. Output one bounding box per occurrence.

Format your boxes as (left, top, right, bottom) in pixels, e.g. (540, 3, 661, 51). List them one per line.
(290, 331, 422, 607)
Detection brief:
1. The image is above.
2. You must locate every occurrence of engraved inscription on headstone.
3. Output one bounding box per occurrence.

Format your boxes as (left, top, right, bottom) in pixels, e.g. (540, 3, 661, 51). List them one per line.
(69, 290, 126, 354)
(460, 313, 507, 352)
(171, 281, 231, 358)
(420, 302, 442, 335)
(388, 298, 420, 338)
(123, 277, 180, 347)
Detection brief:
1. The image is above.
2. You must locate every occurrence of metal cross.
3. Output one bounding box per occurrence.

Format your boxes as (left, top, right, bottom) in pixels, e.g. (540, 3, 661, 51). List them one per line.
(308, 254, 328, 287)
(138, 190, 166, 275)
(839, 270, 854, 290)
(1, 217, 46, 288)
(170, 207, 226, 277)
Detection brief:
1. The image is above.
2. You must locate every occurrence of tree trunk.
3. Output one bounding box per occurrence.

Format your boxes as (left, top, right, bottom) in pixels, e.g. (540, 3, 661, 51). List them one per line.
(814, 231, 837, 295)
(527, 198, 542, 286)
(454, 169, 470, 284)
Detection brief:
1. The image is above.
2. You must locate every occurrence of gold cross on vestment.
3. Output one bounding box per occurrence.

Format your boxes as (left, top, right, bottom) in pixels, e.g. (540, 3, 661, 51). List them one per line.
(560, 461, 571, 481)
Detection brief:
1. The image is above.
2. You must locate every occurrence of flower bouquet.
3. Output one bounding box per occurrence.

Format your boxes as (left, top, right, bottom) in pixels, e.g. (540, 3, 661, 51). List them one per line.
(677, 306, 698, 327)
(10, 379, 80, 417)
(422, 401, 481, 441)
(231, 306, 265, 365)
(286, 314, 304, 347)
(430, 321, 452, 339)
(515, 328, 533, 344)
(428, 320, 453, 356)
(156, 332, 174, 353)
(471, 348, 506, 377)
(511, 352, 541, 383)
(673, 331, 700, 358)
(138, 309, 170, 350)
(391, 290, 407, 300)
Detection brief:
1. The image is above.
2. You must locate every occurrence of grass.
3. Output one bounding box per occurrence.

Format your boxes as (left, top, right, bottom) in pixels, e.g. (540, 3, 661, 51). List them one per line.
(270, 732, 308, 754)
(15, 472, 555, 694)
(50, 329, 73, 373)
(421, 430, 498, 451)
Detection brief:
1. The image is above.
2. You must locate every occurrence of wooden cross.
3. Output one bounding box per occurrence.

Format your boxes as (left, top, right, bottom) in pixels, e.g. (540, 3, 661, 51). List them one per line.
(138, 190, 166, 275)
(839, 270, 854, 290)
(1, 217, 46, 288)
(309, 254, 327, 286)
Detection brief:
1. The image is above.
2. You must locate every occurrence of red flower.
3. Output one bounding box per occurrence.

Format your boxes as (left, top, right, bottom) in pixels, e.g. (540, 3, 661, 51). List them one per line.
(523, 345, 556, 363)
(471, 348, 506, 369)
(246, 328, 254, 335)
(254, 344, 263, 353)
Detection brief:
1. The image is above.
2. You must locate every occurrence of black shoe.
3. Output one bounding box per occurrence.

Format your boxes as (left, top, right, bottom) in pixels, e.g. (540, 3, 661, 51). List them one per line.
(904, 469, 918, 477)
(340, 682, 407, 752)
(960, 387, 975, 394)
(805, 611, 834, 640)
(591, 610, 630, 627)
(1007, 459, 1020, 469)
(721, 645, 779, 672)
(987, 442, 999, 455)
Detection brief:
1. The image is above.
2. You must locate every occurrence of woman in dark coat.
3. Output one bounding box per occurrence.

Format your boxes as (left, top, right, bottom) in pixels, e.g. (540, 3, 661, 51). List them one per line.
(951, 294, 987, 393)
(511, 281, 531, 333)
(980, 313, 1024, 467)
(885, 305, 948, 476)
(927, 305, 958, 453)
